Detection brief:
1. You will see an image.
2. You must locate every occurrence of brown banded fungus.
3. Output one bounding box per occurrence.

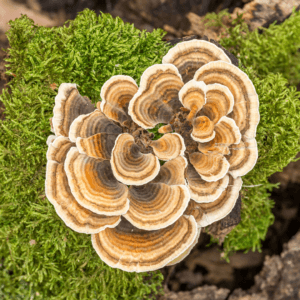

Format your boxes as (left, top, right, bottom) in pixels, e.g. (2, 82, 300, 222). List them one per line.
(46, 39, 259, 273)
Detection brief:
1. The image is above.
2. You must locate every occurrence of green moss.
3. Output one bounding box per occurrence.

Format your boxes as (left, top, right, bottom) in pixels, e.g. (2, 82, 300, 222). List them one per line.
(1, 6, 300, 298)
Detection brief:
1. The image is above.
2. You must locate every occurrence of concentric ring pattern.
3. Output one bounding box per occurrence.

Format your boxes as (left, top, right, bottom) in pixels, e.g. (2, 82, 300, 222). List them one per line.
(46, 39, 259, 272)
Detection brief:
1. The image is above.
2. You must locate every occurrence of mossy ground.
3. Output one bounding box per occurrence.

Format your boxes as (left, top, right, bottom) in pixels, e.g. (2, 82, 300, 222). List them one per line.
(1, 7, 300, 299)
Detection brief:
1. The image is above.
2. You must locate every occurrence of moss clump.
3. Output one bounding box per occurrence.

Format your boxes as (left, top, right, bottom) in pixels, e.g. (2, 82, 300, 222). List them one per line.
(1, 6, 300, 298)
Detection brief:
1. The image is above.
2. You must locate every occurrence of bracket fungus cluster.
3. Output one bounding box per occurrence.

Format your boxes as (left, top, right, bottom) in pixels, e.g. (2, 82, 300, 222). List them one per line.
(46, 39, 259, 273)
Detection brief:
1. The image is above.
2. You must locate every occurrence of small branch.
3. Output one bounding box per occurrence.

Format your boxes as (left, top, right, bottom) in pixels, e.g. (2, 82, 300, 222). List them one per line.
(243, 184, 263, 187)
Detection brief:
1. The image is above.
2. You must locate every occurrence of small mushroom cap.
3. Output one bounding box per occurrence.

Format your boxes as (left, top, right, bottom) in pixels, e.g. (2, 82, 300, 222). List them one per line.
(152, 155, 188, 185)
(178, 80, 206, 121)
(162, 39, 231, 83)
(110, 133, 160, 186)
(124, 183, 190, 230)
(76, 133, 119, 160)
(45, 137, 120, 234)
(99, 75, 138, 126)
(197, 116, 241, 155)
(158, 124, 173, 134)
(194, 61, 259, 139)
(52, 83, 95, 137)
(46, 135, 75, 166)
(185, 175, 242, 227)
(128, 64, 184, 129)
(166, 226, 201, 266)
(189, 152, 230, 182)
(191, 116, 215, 143)
(64, 147, 129, 216)
(46, 135, 57, 146)
(91, 215, 198, 272)
(69, 109, 122, 143)
(185, 163, 229, 203)
(225, 137, 258, 178)
(150, 133, 186, 161)
(201, 83, 234, 124)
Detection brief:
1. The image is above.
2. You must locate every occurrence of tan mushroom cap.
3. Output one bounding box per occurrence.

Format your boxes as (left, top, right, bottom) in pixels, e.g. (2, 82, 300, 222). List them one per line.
(110, 133, 160, 185)
(46, 135, 57, 146)
(124, 183, 190, 230)
(197, 116, 241, 155)
(99, 75, 138, 126)
(167, 226, 201, 266)
(150, 133, 185, 161)
(225, 137, 258, 178)
(46, 135, 74, 162)
(69, 109, 122, 143)
(191, 116, 215, 143)
(152, 155, 187, 185)
(162, 39, 231, 83)
(45, 137, 120, 234)
(76, 133, 119, 160)
(194, 61, 259, 139)
(185, 175, 242, 227)
(200, 83, 234, 124)
(178, 80, 206, 121)
(128, 64, 184, 129)
(91, 215, 198, 272)
(189, 152, 230, 182)
(52, 83, 95, 137)
(185, 163, 229, 203)
(64, 147, 129, 216)
(158, 124, 173, 134)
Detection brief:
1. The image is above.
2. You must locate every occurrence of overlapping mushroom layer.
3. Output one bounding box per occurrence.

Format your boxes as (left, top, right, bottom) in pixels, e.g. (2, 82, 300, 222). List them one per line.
(46, 39, 259, 273)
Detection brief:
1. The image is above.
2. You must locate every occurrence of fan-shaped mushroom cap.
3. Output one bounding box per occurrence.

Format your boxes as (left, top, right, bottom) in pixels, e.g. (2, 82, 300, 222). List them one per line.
(91, 215, 198, 272)
(191, 116, 215, 143)
(185, 175, 242, 227)
(46, 135, 56, 146)
(152, 155, 187, 185)
(167, 226, 201, 266)
(162, 39, 231, 83)
(45, 137, 120, 234)
(76, 133, 119, 160)
(185, 163, 229, 203)
(189, 152, 230, 182)
(69, 109, 122, 143)
(110, 133, 160, 185)
(225, 137, 258, 178)
(197, 116, 241, 155)
(194, 61, 259, 139)
(178, 80, 206, 121)
(201, 83, 234, 124)
(128, 64, 184, 129)
(124, 183, 190, 230)
(99, 75, 138, 126)
(158, 124, 173, 134)
(64, 147, 129, 216)
(46, 135, 75, 163)
(150, 133, 185, 161)
(52, 83, 95, 137)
